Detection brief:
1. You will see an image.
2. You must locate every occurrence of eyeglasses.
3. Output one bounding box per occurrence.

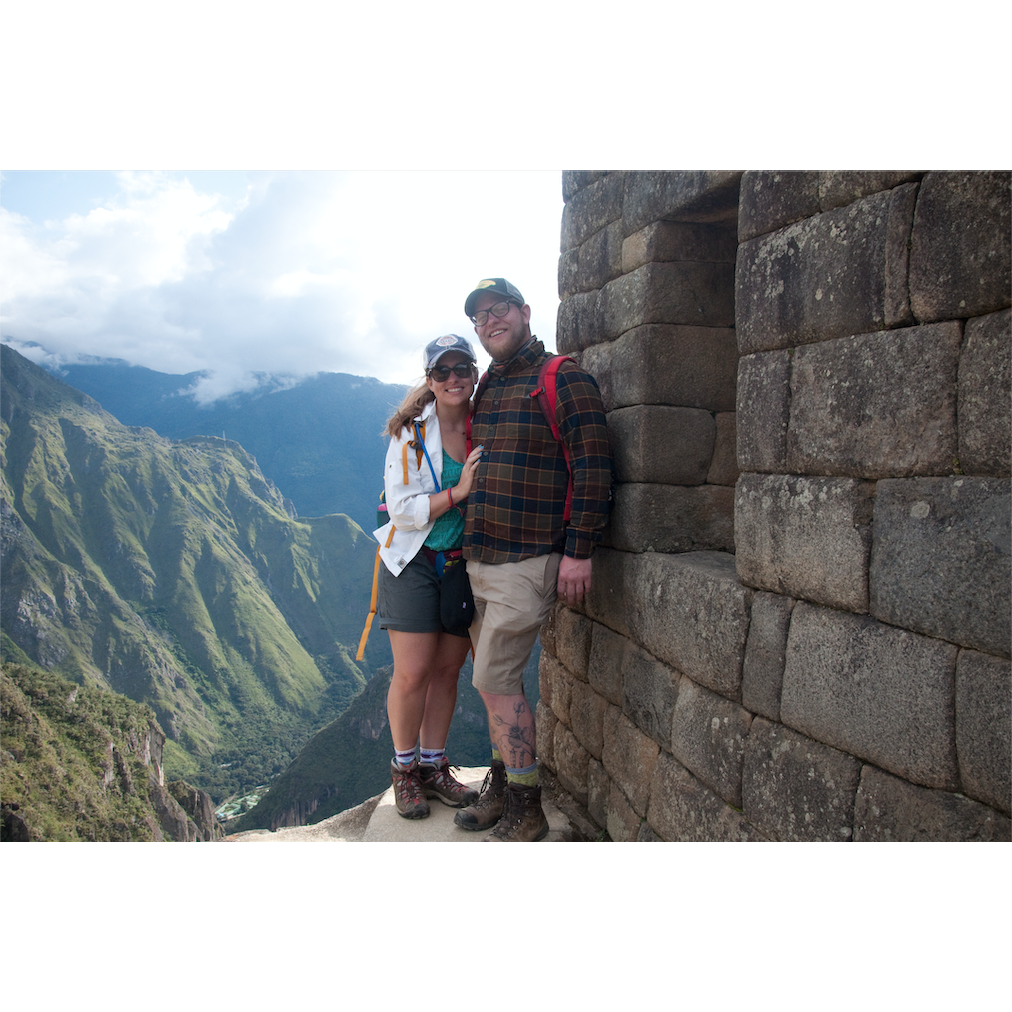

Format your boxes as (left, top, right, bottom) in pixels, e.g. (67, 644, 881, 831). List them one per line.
(427, 362, 475, 382)
(471, 300, 517, 326)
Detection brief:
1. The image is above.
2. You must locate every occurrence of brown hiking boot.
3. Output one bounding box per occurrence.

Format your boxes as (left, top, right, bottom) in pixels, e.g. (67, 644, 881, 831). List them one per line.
(453, 759, 506, 831)
(391, 759, 430, 819)
(485, 782, 549, 842)
(418, 759, 479, 808)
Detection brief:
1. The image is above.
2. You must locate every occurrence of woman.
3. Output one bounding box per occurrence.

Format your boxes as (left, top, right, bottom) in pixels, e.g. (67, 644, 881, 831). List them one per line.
(375, 334, 484, 819)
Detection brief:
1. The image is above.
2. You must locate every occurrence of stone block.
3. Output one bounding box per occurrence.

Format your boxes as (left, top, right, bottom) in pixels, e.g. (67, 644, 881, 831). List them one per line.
(622, 170, 743, 233)
(585, 549, 632, 636)
(562, 170, 607, 203)
(853, 765, 1012, 842)
(587, 756, 609, 831)
(741, 591, 796, 722)
(621, 220, 738, 272)
(956, 649, 1011, 814)
(588, 622, 626, 706)
(577, 220, 625, 293)
(602, 324, 738, 412)
(738, 170, 820, 243)
(558, 246, 580, 301)
(539, 652, 573, 727)
(556, 289, 603, 354)
(909, 171, 1012, 323)
(646, 752, 763, 842)
(787, 323, 961, 478)
(535, 700, 557, 770)
(601, 261, 735, 339)
(869, 477, 1011, 658)
(540, 602, 559, 658)
(742, 717, 862, 841)
(959, 308, 1011, 477)
(589, 550, 751, 700)
(670, 676, 753, 807)
(637, 822, 663, 842)
(817, 171, 922, 212)
(554, 607, 593, 681)
(560, 171, 625, 251)
(734, 473, 874, 612)
(736, 188, 913, 354)
(609, 404, 715, 485)
(707, 412, 739, 486)
(607, 483, 735, 555)
(569, 679, 608, 760)
(736, 350, 790, 473)
(782, 603, 960, 790)
(603, 707, 659, 816)
(552, 720, 590, 806)
(622, 644, 680, 749)
(606, 780, 642, 842)
(577, 339, 614, 412)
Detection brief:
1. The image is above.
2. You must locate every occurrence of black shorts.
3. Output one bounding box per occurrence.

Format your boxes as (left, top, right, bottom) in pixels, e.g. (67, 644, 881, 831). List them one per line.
(378, 552, 470, 639)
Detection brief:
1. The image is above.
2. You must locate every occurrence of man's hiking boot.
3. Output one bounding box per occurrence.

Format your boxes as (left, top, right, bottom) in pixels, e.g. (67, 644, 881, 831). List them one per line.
(391, 759, 430, 819)
(485, 782, 549, 842)
(453, 759, 506, 831)
(418, 759, 479, 808)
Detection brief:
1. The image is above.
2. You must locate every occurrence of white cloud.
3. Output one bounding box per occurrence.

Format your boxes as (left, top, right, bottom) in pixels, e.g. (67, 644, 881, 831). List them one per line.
(1, 170, 564, 397)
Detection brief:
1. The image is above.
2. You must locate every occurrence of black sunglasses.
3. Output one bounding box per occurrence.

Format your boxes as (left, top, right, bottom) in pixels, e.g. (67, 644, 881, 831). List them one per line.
(470, 300, 517, 326)
(427, 362, 475, 382)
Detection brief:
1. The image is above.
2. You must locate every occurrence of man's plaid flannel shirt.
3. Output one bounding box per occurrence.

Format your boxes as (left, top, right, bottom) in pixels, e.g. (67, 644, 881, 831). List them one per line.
(464, 338, 613, 565)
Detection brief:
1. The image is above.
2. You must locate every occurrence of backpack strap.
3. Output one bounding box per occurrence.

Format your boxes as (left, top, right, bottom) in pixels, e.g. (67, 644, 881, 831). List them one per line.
(529, 355, 575, 521)
(357, 524, 396, 662)
(402, 418, 426, 483)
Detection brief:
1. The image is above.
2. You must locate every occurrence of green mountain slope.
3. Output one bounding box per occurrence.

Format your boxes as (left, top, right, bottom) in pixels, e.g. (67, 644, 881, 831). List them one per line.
(1, 660, 222, 842)
(1, 345, 389, 801)
(51, 359, 408, 530)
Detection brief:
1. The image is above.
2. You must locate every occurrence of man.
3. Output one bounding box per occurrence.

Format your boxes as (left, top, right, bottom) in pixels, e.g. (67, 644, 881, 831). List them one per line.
(454, 278, 612, 841)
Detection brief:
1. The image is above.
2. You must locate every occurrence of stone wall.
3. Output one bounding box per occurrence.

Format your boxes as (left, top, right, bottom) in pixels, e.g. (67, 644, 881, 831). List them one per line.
(538, 170, 1011, 842)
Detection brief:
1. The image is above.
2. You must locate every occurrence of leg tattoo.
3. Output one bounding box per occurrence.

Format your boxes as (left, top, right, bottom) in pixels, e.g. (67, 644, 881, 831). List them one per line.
(491, 699, 535, 770)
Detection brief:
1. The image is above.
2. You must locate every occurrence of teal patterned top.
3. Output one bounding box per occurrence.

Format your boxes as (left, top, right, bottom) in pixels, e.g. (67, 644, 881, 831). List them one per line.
(424, 454, 465, 551)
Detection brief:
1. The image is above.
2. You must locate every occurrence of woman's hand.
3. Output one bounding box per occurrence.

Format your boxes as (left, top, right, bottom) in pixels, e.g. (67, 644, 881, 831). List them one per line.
(452, 443, 484, 502)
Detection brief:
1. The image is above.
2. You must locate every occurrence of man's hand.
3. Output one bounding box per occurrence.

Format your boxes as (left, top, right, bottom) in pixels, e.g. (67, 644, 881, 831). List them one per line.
(557, 555, 592, 608)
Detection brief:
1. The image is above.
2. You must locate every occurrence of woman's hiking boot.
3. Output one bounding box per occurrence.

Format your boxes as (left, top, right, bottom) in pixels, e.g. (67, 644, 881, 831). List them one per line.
(485, 782, 549, 842)
(417, 759, 479, 808)
(453, 759, 506, 831)
(391, 759, 430, 819)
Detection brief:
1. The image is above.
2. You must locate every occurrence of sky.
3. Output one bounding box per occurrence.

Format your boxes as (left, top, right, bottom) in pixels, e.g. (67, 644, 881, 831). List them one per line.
(0, 169, 565, 400)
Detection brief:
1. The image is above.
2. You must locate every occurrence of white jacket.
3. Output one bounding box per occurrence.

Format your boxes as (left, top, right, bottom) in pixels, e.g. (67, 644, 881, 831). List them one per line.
(373, 399, 445, 576)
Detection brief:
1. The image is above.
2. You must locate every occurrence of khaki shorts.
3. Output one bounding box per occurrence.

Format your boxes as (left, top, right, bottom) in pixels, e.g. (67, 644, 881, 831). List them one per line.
(466, 553, 561, 695)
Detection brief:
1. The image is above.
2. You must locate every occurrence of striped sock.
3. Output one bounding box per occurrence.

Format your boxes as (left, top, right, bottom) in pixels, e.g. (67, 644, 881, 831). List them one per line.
(491, 747, 502, 764)
(419, 746, 445, 766)
(505, 761, 539, 787)
(393, 747, 416, 768)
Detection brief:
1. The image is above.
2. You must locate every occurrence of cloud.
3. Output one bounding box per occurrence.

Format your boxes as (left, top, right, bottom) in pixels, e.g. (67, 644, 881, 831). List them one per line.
(1, 170, 563, 398)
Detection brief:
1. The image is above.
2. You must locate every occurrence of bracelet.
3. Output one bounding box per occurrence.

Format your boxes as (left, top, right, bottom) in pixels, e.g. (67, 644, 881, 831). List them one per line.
(447, 489, 454, 509)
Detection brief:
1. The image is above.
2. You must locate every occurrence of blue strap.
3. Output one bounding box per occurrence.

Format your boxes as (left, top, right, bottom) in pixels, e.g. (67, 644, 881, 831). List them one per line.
(413, 422, 441, 492)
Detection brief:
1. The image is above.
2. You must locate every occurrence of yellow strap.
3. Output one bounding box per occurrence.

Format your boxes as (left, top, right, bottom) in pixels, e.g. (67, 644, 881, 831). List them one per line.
(355, 525, 397, 662)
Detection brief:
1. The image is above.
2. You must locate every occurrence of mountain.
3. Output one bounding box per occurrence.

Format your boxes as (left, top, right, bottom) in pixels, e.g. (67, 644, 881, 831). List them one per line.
(1, 345, 392, 803)
(1, 660, 222, 842)
(48, 359, 409, 531)
(226, 643, 541, 833)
